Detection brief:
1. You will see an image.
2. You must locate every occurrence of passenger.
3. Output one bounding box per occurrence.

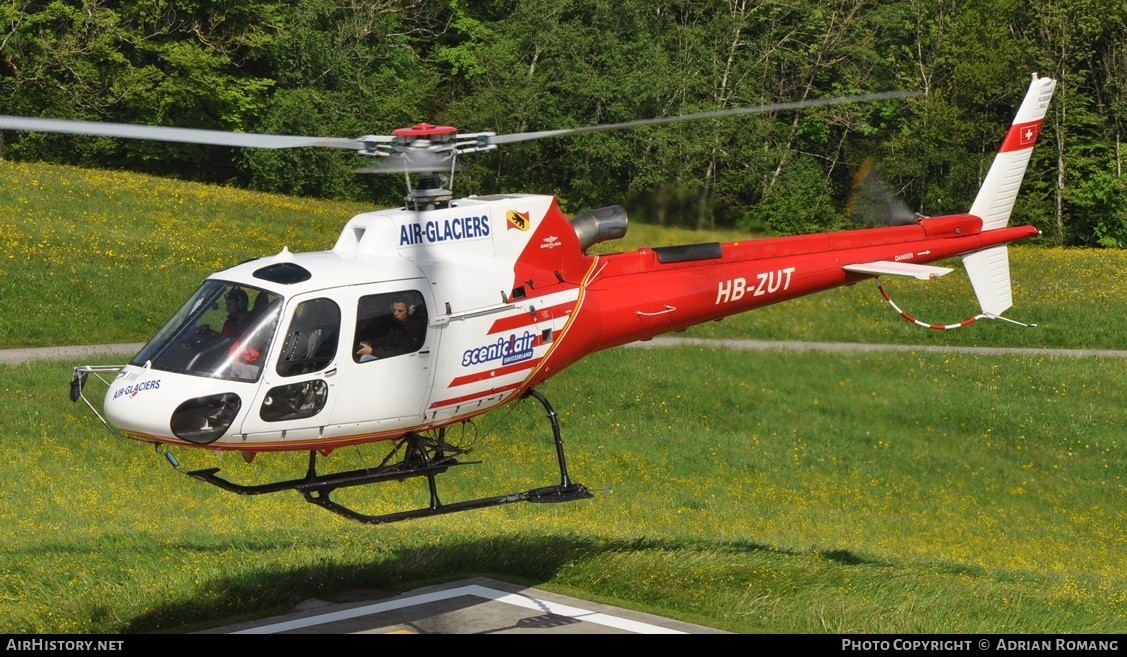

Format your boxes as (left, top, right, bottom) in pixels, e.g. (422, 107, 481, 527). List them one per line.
(356, 297, 425, 361)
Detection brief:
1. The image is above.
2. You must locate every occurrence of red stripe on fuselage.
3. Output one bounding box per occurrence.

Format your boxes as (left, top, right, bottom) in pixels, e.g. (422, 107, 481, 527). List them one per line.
(447, 357, 543, 387)
(487, 301, 575, 334)
(428, 382, 523, 409)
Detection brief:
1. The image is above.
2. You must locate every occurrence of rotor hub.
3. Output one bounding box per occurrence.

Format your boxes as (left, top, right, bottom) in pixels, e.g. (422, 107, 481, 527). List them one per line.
(392, 123, 458, 142)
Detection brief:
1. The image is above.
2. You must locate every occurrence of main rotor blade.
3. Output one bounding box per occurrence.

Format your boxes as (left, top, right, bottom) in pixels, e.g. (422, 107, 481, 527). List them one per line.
(488, 90, 921, 145)
(0, 115, 375, 150)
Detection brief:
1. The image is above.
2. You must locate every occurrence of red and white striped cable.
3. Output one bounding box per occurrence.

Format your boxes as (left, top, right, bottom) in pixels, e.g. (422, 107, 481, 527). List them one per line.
(876, 282, 985, 330)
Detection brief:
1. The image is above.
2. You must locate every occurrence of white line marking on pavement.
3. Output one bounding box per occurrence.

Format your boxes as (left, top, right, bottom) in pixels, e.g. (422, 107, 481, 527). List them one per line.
(232, 584, 685, 634)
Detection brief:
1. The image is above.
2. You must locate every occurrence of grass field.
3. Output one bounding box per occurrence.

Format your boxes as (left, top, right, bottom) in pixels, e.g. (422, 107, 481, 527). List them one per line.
(0, 161, 1123, 634)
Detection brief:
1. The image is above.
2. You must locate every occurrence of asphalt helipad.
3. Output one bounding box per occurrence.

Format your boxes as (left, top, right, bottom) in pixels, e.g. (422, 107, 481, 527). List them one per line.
(198, 577, 727, 634)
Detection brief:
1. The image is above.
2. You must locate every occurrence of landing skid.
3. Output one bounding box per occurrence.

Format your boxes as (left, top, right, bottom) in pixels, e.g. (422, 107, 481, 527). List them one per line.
(174, 389, 592, 525)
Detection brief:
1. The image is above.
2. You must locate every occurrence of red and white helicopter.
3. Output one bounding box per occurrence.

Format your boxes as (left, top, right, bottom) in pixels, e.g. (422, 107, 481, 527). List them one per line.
(2, 74, 1055, 524)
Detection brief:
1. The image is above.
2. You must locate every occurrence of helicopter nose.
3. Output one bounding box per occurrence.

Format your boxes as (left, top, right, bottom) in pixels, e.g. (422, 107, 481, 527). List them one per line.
(104, 371, 244, 445)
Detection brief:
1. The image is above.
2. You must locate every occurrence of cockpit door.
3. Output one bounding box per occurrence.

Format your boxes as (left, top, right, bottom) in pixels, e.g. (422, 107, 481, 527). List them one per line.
(329, 282, 436, 432)
(237, 291, 344, 442)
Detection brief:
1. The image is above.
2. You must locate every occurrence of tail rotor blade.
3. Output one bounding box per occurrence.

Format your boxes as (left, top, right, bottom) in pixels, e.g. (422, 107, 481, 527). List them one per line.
(845, 158, 918, 227)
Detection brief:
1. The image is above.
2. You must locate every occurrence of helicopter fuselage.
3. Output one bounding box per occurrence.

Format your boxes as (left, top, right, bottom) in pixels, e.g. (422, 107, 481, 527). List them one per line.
(103, 194, 584, 450)
(99, 191, 1037, 453)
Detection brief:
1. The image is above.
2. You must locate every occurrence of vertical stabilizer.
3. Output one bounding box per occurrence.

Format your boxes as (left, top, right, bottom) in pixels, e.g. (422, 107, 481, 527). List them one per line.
(969, 74, 1056, 230)
(963, 74, 1056, 317)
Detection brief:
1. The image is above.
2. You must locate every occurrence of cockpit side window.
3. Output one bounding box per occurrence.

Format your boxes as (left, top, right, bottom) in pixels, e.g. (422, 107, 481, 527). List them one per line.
(277, 298, 341, 377)
(352, 290, 427, 363)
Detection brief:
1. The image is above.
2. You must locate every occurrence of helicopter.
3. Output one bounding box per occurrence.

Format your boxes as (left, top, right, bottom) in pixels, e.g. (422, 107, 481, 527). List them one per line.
(1, 73, 1055, 525)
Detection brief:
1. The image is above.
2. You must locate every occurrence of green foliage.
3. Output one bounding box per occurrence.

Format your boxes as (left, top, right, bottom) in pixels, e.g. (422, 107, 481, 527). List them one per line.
(431, 0, 492, 78)
(239, 88, 366, 199)
(3, 0, 1127, 243)
(739, 155, 844, 235)
(1066, 169, 1127, 247)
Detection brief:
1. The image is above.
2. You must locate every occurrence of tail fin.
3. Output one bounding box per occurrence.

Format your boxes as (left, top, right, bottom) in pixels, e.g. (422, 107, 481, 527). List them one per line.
(963, 74, 1057, 317)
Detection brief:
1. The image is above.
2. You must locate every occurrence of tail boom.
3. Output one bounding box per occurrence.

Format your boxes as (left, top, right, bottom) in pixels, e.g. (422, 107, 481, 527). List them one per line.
(555, 220, 1037, 354)
(533, 75, 1054, 375)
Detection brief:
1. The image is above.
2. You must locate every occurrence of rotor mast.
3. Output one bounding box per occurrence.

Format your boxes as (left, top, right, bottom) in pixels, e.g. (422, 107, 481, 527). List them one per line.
(391, 124, 457, 211)
(385, 123, 499, 212)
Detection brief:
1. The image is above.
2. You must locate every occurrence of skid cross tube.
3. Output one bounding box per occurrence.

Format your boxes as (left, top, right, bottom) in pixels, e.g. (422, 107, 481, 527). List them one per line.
(183, 446, 463, 496)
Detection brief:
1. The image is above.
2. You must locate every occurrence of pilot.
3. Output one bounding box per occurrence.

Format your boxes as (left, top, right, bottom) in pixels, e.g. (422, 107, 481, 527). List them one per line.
(196, 287, 252, 340)
(221, 288, 253, 339)
(356, 297, 425, 362)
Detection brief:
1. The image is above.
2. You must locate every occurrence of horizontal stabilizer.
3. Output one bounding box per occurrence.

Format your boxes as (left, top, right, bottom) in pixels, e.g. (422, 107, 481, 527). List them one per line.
(844, 261, 954, 280)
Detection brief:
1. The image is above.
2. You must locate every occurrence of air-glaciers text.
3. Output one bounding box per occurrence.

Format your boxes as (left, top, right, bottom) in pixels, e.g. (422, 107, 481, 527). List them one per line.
(112, 379, 161, 400)
(400, 215, 490, 246)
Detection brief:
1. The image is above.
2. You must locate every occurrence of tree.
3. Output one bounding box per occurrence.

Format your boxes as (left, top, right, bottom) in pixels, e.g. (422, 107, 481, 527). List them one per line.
(240, 0, 448, 202)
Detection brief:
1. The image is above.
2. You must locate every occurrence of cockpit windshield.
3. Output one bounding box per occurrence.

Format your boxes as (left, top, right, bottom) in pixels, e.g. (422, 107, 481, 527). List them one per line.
(132, 281, 283, 382)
